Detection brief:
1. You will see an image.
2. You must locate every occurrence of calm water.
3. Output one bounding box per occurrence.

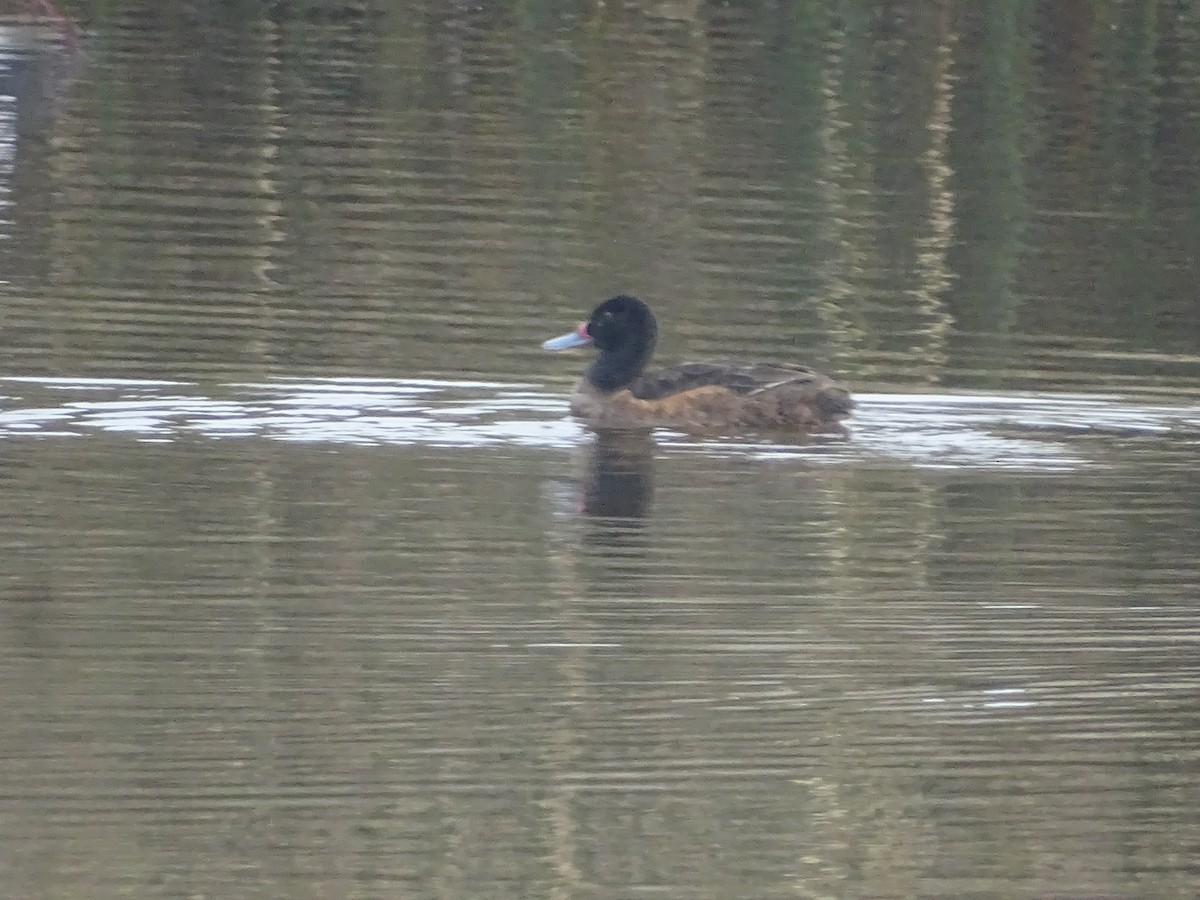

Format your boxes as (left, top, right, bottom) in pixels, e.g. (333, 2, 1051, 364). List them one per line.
(1, 3, 1199, 898)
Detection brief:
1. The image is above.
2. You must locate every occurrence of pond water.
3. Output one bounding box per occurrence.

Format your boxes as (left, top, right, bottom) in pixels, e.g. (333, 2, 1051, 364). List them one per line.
(1, 3, 1199, 899)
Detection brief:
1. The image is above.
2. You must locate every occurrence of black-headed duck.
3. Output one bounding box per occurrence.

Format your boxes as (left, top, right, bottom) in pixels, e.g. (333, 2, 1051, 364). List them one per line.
(543, 294, 854, 432)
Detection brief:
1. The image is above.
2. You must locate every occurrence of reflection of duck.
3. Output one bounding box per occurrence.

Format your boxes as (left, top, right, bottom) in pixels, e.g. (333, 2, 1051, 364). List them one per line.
(578, 431, 654, 582)
(581, 430, 654, 519)
(544, 295, 854, 432)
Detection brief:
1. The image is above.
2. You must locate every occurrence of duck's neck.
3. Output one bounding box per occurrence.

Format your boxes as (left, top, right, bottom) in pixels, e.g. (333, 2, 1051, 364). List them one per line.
(586, 338, 655, 394)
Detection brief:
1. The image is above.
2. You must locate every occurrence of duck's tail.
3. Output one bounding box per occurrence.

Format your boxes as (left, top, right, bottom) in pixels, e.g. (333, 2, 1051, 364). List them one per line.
(817, 385, 856, 419)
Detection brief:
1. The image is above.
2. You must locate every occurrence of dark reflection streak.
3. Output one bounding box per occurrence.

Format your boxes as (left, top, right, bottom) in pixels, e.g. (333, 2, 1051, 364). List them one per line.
(0, 22, 83, 283)
(6, 31, 81, 138)
(580, 428, 655, 522)
(944, 1, 1029, 374)
(578, 430, 656, 594)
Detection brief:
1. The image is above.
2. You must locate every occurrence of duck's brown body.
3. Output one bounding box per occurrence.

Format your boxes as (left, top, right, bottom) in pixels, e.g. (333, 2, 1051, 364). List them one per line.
(544, 295, 854, 433)
(569, 361, 853, 432)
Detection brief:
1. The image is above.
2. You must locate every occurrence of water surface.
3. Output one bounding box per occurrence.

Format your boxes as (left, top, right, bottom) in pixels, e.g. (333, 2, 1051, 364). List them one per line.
(1, 3, 1199, 898)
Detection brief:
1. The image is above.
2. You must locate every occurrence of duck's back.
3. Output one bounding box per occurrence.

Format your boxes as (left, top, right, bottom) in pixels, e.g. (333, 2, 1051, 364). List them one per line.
(571, 360, 854, 431)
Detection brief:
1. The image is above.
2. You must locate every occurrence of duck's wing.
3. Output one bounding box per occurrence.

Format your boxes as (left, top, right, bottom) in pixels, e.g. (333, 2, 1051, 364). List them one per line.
(631, 361, 855, 418)
(631, 361, 828, 397)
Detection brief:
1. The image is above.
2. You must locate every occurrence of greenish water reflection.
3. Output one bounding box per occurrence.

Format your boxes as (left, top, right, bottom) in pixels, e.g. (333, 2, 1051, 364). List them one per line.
(0, 2, 1197, 898)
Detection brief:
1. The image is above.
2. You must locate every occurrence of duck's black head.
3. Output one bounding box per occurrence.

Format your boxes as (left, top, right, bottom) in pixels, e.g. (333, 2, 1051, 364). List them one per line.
(543, 294, 658, 393)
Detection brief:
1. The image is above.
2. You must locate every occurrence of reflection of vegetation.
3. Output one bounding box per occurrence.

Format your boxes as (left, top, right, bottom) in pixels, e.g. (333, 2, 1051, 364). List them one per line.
(946, 1, 1030, 342)
(8, 1, 1200, 386)
(1, 6, 1198, 898)
(1106, 2, 1159, 316)
(9, 428, 1197, 896)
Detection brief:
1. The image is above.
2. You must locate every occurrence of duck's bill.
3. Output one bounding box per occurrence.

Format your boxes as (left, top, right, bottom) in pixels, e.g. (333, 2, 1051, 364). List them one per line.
(542, 323, 591, 351)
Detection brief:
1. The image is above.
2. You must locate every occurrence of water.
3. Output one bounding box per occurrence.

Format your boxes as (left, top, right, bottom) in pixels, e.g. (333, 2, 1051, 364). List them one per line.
(1, 3, 1200, 898)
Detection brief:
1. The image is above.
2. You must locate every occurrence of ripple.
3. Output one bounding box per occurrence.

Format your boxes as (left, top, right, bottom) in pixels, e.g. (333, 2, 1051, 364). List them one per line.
(1, 377, 1197, 470)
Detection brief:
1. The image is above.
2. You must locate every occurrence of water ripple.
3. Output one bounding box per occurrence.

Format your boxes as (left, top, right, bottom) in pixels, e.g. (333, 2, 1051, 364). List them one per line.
(1, 377, 1197, 471)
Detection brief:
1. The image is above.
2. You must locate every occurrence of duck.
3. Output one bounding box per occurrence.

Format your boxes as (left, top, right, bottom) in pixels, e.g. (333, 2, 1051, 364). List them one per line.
(542, 294, 854, 432)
